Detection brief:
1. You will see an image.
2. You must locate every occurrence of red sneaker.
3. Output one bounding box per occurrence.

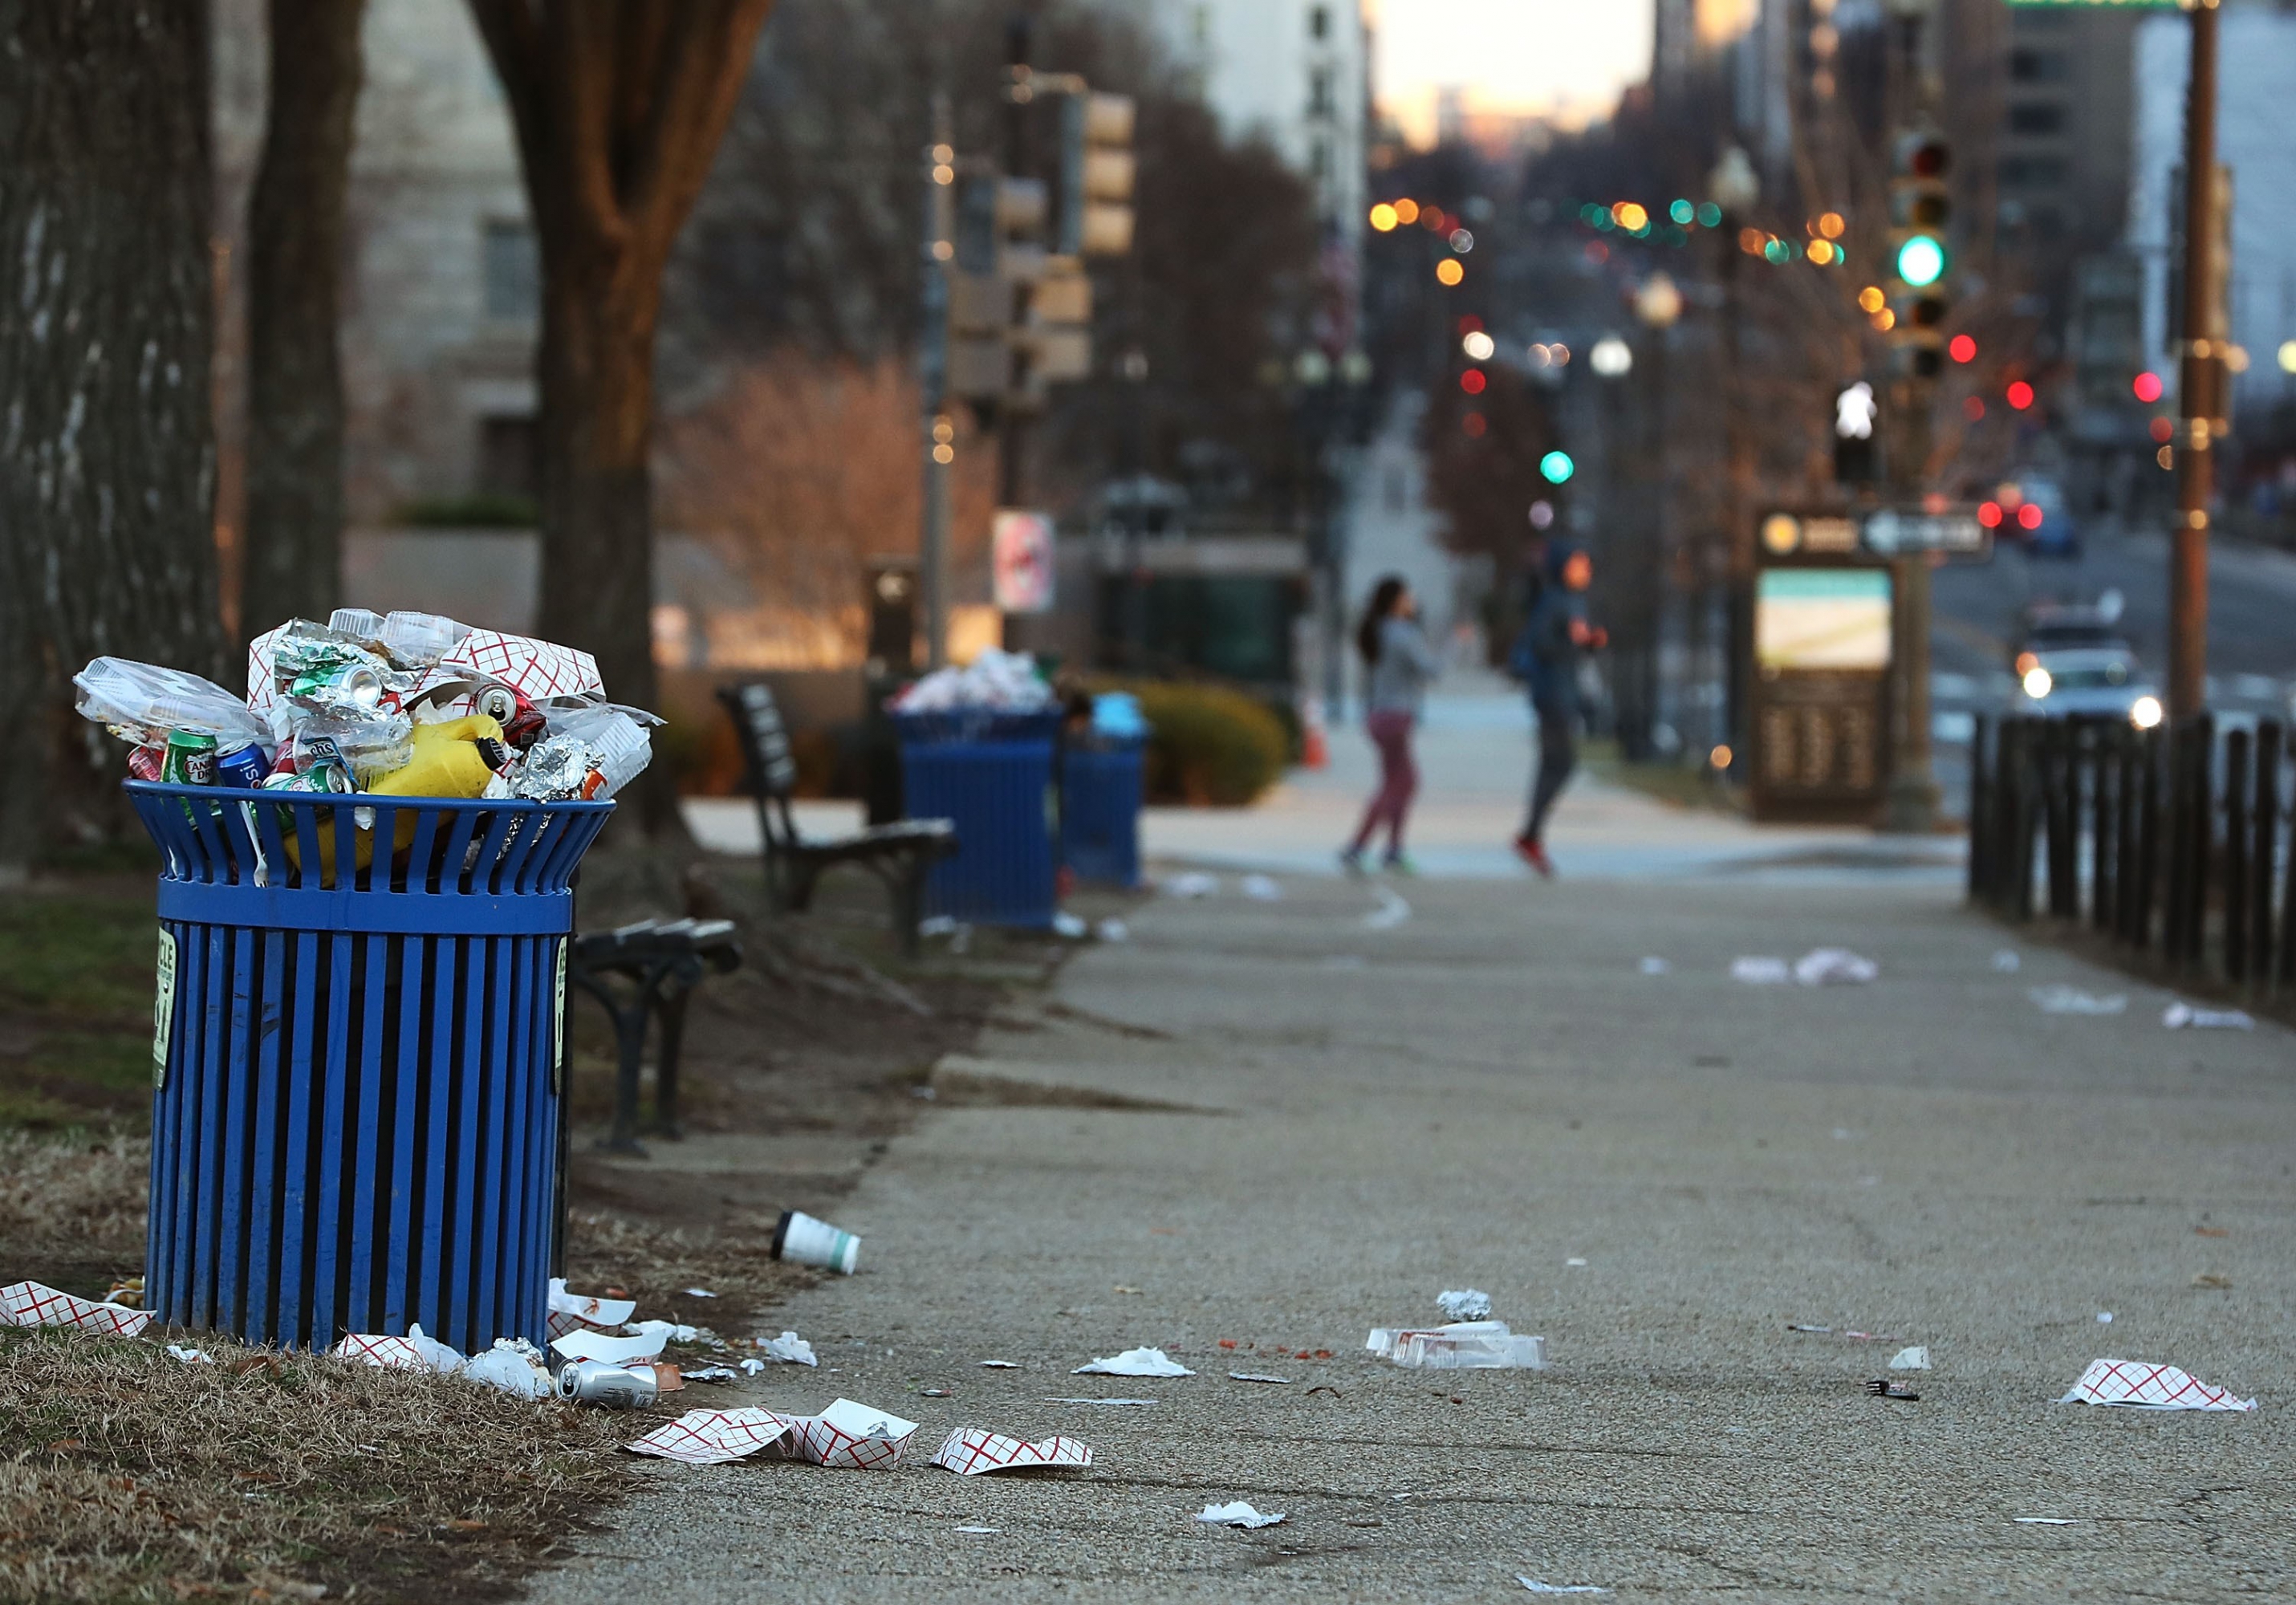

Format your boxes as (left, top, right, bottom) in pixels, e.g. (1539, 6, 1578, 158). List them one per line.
(1514, 835, 1554, 878)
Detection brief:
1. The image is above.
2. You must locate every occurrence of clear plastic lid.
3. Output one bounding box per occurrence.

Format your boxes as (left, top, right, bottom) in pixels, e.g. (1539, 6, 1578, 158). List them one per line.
(73, 657, 271, 751)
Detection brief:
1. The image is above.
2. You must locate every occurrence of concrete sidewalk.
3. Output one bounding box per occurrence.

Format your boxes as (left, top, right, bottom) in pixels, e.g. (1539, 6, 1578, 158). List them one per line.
(682, 681, 1964, 886)
(531, 875, 2294, 1603)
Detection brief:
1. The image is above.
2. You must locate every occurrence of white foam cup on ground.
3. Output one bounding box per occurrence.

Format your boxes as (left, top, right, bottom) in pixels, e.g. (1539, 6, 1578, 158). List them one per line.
(774, 1209, 860, 1274)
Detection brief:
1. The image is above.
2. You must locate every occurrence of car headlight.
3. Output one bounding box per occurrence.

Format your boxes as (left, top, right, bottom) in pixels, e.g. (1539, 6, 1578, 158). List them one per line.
(2022, 666, 2053, 699)
(2130, 694, 2164, 729)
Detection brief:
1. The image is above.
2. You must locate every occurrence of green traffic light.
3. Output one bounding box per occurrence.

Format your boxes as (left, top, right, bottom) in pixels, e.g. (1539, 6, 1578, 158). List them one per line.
(1896, 234, 1947, 288)
(1539, 451, 1575, 485)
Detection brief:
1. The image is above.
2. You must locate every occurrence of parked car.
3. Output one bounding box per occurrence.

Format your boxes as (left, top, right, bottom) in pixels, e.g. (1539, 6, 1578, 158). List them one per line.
(1991, 474, 2082, 559)
(2010, 644, 2164, 729)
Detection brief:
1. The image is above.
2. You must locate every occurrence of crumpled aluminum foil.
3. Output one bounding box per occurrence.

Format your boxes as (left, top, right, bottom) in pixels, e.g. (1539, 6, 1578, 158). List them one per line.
(510, 734, 603, 801)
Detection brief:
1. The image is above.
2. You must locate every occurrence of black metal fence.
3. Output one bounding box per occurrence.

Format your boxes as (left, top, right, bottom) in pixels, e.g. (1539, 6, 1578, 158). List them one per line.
(1968, 713, 2293, 993)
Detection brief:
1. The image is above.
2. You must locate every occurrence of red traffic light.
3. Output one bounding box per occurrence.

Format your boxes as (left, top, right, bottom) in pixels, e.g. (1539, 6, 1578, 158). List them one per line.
(2017, 502, 2043, 531)
(1977, 501, 2003, 529)
(1460, 369, 1486, 396)
(1949, 334, 1977, 364)
(2006, 380, 2034, 411)
(2132, 371, 2164, 404)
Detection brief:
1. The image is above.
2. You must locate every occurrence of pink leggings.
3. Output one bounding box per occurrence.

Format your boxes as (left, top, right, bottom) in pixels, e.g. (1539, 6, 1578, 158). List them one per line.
(1350, 709, 1418, 856)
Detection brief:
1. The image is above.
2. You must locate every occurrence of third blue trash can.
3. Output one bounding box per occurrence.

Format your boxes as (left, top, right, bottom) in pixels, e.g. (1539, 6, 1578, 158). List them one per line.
(126, 781, 612, 1355)
(1060, 740, 1144, 888)
(897, 709, 1060, 927)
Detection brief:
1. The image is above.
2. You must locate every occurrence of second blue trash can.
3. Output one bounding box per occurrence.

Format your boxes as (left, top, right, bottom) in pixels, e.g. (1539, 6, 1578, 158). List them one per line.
(897, 710, 1060, 927)
(1060, 740, 1144, 888)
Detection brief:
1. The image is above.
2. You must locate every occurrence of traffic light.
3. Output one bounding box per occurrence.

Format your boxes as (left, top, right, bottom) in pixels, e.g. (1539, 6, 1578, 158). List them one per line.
(1833, 380, 1879, 484)
(1888, 131, 1951, 378)
(949, 176, 1047, 403)
(1539, 451, 1575, 485)
(1059, 92, 1135, 257)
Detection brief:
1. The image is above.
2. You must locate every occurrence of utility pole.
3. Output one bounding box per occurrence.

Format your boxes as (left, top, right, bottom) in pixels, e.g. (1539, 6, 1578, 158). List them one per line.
(2168, 0, 2221, 723)
(998, 14, 1033, 515)
(1880, 0, 1940, 833)
(918, 95, 955, 670)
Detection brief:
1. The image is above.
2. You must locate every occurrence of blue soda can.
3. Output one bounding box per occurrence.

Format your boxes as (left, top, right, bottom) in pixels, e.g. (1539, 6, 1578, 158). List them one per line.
(217, 743, 270, 790)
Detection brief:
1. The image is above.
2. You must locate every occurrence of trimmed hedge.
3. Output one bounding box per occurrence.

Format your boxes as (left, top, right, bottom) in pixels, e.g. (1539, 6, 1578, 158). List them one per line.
(1099, 680, 1290, 807)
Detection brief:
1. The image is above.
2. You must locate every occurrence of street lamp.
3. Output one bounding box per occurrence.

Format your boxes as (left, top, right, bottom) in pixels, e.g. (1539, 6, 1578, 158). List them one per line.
(1706, 146, 1760, 776)
(1590, 335, 1634, 379)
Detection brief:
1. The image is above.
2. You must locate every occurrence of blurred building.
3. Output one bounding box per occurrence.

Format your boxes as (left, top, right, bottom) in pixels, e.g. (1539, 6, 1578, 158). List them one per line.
(1130, 0, 1369, 242)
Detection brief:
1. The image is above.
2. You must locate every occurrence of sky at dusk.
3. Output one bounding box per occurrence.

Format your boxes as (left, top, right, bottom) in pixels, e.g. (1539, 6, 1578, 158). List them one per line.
(1368, 0, 1655, 142)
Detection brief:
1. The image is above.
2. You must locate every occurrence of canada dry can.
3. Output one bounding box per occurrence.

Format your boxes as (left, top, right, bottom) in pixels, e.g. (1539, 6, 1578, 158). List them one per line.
(162, 729, 218, 786)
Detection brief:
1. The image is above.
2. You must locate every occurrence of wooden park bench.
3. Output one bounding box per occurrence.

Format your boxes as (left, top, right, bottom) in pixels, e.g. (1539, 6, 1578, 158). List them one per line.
(568, 916, 743, 1153)
(717, 681, 955, 957)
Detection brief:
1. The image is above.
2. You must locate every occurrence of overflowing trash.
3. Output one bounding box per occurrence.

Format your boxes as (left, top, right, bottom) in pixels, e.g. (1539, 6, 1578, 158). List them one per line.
(2030, 986, 2127, 1016)
(930, 1428, 1093, 1475)
(773, 1209, 861, 1274)
(2163, 1001, 2256, 1030)
(74, 608, 653, 821)
(1196, 1501, 1285, 1529)
(2058, 1359, 2255, 1412)
(0, 1280, 154, 1339)
(1368, 1321, 1546, 1371)
(886, 648, 1055, 714)
(1436, 1289, 1493, 1322)
(1075, 1347, 1193, 1378)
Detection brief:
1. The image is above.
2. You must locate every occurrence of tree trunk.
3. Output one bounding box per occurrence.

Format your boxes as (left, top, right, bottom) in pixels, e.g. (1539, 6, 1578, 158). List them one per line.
(465, 0, 777, 841)
(241, 0, 365, 632)
(0, 0, 224, 873)
(537, 243, 665, 822)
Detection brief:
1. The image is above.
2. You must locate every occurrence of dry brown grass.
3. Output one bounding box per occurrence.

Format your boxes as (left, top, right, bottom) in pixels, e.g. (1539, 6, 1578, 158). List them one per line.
(0, 1131, 149, 1293)
(0, 1326, 631, 1603)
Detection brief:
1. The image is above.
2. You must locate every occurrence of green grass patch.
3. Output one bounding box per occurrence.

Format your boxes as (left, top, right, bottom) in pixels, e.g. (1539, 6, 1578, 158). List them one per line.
(0, 884, 159, 1134)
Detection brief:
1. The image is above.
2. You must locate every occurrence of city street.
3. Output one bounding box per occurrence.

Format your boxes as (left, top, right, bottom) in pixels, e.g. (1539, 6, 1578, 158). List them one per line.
(536, 844, 2294, 1601)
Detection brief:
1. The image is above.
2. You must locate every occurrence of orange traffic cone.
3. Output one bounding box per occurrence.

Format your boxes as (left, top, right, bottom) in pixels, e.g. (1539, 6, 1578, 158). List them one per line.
(1300, 697, 1329, 770)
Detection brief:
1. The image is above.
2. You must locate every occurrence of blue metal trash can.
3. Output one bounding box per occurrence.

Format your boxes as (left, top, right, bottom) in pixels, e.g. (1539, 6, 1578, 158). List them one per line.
(1060, 741, 1144, 888)
(125, 781, 613, 1355)
(897, 710, 1059, 927)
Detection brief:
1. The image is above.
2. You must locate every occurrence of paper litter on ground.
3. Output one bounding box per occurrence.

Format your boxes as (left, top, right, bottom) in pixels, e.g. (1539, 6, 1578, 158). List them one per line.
(1437, 1289, 1493, 1321)
(2058, 1359, 2255, 1412)
(684, 1365, 738, 1384)
(755, 1331, 818, 1367)
(956, 1526, 1001, 1534)
(1241, 873, 1283, 900)
(628, 1408, 795, 1465)
(1052, 911, 1089, 939)
(1888, 1347, 1932, 1371)
(787, 1399, 920, 1467)
(1794, 948, 1877, 985)
(931, 1428, 1093, 1475)
(1991, 949, 2022, 972)
(1730, 957, 1790, 984)
(2030, 986, 2127, 1016)
(2163, 1001, 2255, 1030)
(1075, 1346, 1193, 1377)
(551, 1327, 667, 1365)
(1045, 1396, 1156, 1407)
(1364, 885, 1412, 930)
(335, 1326, 462, 1374)
(978, 1359, 1022, 1368)
(1229, 1371, 1293, 1384)
(624, 1319, 698, 1345)
(1196, 1501, 1285, 1529)
(1163, 872, 1219, 899)
(682, 1287, 717, 1298)
(0, 1281, 155, 1339)
(547, 1277, 635, 1328)
(1518, 1579, 1610, 1595)
(2014, 1518, 2079, 1525)
(1097, 919, 1130, 943)
(1638, 957, 1670, 975)
(167, 1345, 214, 1364)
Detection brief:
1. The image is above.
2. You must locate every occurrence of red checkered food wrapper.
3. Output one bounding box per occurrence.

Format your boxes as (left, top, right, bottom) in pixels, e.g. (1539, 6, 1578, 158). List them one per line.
(546, 1278, 635, 1341)
(0, 1281, 154, 1339)
(931, 1427, 1093, 1476)
(788, 1398, 920, 1469)
(439, 631, 603, 703)
(628, 1408, 797, 1466)
(2060, 1359, 2256, 1412)
(332, 1324, 463, 1374)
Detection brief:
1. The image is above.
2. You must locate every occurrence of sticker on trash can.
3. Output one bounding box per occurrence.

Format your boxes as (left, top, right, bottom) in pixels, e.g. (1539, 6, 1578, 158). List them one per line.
(152, 928, 178, 1088)
(552, 938, 569, 1091)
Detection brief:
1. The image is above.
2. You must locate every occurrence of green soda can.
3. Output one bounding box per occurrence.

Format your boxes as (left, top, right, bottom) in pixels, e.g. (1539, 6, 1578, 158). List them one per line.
(161, 729, 218, 786)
